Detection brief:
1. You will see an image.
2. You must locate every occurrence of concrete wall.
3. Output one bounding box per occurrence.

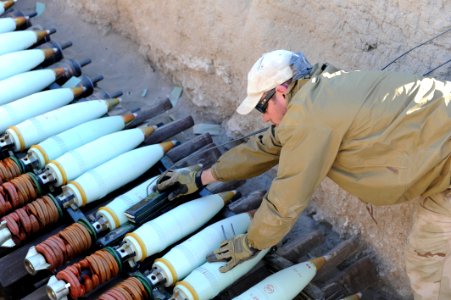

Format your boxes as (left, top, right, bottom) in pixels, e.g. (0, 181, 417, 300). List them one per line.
(56, 0, 449, 297)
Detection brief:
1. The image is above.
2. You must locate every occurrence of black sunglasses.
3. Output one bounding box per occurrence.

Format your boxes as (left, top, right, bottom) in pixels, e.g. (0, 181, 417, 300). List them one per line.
(255, 88, 276, 113)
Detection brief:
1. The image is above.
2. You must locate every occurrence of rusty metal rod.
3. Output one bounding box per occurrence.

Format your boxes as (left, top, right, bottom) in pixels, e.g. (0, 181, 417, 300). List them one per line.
(166, 132, 213, 163)
(144, 115, 194, 145)
(126, 98, 173, 129)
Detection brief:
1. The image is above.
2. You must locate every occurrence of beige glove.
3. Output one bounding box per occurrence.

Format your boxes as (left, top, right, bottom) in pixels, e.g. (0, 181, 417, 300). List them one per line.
(156, 164, 203, 201)
(206, 234, 258, 273)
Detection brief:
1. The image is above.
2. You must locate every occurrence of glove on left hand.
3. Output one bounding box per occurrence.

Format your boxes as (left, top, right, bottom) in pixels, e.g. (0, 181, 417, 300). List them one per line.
(206, 234, 258, 273)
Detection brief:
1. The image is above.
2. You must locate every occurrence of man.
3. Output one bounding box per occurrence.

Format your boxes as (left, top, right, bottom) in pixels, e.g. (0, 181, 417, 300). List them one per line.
(157, 50, 450, 299)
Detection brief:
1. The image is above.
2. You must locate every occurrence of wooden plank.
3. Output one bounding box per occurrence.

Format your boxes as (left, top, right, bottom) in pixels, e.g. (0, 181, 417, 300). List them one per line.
(227, 190, 266, 214)
(21, 285, 47, 300)
(314, 236, 360, 283)
(276, 229, 325, 262)
(322, 256, 377, 299)
(301, 282, 326, 300)
(264, 253, 294, 270)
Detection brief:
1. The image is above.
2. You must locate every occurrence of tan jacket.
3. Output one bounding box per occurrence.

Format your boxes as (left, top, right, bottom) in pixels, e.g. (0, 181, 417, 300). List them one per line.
(212, 63, 451, 249)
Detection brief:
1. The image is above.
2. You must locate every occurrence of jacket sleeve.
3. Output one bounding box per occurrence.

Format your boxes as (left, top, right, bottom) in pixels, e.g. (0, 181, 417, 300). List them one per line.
(211, 126, 281, 181)
(247, 121, 342, 249)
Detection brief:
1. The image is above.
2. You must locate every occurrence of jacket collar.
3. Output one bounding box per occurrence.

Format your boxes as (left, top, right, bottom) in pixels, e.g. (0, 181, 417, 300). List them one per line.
(285, 63, 337, 104)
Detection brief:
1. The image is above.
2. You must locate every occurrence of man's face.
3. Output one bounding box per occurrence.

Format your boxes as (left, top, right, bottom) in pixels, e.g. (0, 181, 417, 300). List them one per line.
(261, 88, 288, 125)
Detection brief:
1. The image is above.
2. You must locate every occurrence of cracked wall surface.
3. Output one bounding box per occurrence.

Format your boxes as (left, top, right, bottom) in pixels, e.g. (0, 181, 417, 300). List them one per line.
(51, 1, 450, 298)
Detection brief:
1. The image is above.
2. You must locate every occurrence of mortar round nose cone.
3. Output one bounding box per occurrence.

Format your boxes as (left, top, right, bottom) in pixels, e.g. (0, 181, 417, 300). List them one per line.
(14, 16, 28, 26)
(71, 86, 85, 97)
(160, 140, 177, 153)
(140, 125, 156, 137)
(106, 97, 121, 110)
(3, 1, 15, 10)
(341, 292, 363, 300)
(122, 113, 136, 124)
(218, 190, 237, 204)
(36, 30, 49, 41)
(309, 256, 327, 270)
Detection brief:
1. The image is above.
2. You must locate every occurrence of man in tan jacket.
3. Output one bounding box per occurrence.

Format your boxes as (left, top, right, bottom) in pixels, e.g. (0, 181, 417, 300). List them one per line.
(157, 50, 450, 299)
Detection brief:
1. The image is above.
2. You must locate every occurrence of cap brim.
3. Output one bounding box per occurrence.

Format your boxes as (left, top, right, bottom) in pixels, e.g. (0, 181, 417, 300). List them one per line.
(236, 93, 262, 115)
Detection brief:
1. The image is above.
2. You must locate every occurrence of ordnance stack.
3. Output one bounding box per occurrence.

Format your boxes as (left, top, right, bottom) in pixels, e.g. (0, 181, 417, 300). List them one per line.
(0, 1, 393, 300)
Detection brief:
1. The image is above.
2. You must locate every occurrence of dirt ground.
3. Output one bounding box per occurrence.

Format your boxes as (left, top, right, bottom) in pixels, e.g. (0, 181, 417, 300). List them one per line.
(13, 0, 207, 128)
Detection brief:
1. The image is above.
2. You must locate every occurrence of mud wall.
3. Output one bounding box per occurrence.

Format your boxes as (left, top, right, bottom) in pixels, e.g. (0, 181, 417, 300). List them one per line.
(55, 0, 449, 298)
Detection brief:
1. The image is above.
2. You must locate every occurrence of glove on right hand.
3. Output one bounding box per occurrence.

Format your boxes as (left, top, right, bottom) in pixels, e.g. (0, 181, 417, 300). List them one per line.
(156, 164, 203, 201)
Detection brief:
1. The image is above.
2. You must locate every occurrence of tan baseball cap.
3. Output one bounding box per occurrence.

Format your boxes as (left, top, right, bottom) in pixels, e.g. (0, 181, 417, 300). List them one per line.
(236, 50, 294, 115)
